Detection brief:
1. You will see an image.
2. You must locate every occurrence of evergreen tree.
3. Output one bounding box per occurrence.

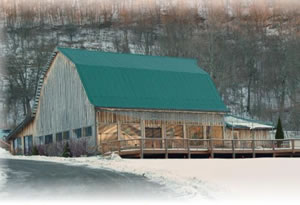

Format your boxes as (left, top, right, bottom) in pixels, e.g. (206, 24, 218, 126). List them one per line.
(62, 142, 72, 158)
(275, 117, 284, 148)
(32, 146, 39, 155)
(275, 117, 285, 140)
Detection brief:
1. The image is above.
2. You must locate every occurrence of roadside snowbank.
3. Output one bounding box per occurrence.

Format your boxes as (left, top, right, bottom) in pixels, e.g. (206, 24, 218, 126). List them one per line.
(2, 149, 300, 202)
(0, 147, 11, 158)
(0, 148, 10, 193)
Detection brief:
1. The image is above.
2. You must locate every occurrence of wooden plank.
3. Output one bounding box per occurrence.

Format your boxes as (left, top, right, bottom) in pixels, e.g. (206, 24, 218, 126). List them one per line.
(141, 120, 145, 138)
(183, 123, 187, 139)
(117, 121, 121, 140)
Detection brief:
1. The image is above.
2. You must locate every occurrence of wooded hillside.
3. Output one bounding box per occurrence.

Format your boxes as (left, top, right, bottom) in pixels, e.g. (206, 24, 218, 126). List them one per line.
(0, 0, 299, 130)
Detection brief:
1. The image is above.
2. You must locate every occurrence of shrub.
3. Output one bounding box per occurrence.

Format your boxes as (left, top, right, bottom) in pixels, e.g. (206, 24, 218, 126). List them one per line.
(62, 142, 72, 158)
(32, 146, 39, 155)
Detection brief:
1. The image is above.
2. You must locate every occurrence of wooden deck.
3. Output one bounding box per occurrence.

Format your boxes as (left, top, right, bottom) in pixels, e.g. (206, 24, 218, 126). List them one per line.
(101, 138, 300, 158)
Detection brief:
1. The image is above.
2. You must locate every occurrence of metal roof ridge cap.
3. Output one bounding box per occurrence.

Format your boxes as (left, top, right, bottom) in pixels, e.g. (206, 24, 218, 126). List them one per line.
(57, 47, 198, 61)
(74, 63, 206, 74)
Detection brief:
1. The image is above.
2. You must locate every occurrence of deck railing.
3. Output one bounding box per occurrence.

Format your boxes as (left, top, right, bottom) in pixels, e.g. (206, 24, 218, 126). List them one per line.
(101, 138, 300, 156)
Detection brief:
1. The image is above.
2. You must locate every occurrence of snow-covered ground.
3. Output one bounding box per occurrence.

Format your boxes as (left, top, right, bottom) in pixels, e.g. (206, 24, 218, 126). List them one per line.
(1, 148, 300, 203)
(0, 148, 9, 191)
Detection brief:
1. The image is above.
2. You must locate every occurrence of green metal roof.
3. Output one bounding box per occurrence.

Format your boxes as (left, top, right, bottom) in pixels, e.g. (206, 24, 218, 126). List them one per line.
(57, 47, 228, 112)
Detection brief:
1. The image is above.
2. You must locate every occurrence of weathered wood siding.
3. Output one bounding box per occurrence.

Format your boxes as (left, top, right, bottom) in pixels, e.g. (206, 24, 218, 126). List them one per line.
(96, 109, 225, 148)
(97, 109, 224, 126)
(34, 53, 95, 136)
(12, 53, 96, 152)
(225, 128, 271, 140)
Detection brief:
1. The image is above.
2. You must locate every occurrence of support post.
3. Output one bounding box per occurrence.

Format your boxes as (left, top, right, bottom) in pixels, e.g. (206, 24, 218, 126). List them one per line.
(292, 139, 295, 156)
(165, 138, 168, 159)
(140, 120, 145, 159)
(140, 138, 144, 159)
(183, 123, 187, 139)
(272, 140, 275, 157)
(210, 138, 214, 158)
(252, 138, 255, 158)
(272, 140, 275, 151)
(117, 121, 121, 140)
(203, 126, 207, 139)
(22, 136, 25, 155)
(187, 139, 191, 159)
(232, 139, 235, 158)
(101, 143, 105, 155)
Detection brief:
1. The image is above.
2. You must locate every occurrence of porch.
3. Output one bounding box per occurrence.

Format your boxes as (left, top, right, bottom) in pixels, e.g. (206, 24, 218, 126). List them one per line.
(101, 138, 300, 158)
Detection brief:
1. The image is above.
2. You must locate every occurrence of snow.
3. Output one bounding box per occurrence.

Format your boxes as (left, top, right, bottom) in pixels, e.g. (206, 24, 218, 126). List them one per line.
(1, 148, 300, 203)
(0, 148, 10, 193)
(0, 147, 11, 158)
(225, 115, 274, 130)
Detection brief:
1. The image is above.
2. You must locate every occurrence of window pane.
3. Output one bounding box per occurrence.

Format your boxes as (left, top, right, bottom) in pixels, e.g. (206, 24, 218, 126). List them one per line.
(188, 126, 203, 139)
(38, 136, 44, 145)
(84, 126, 92, 137)
(17, 138, 22, 149)
(63, 131, 70, 140)
(45, 135, 53, 144)
(145, 128, 162, 138)
(56, 133, 63, 142)
(74, 128, 82, 138)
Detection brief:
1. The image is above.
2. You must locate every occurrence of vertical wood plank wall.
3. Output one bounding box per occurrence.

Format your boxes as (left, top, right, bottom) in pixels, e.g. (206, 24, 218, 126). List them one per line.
(12, 53, 96, 152)
(96, 110, 226, 150)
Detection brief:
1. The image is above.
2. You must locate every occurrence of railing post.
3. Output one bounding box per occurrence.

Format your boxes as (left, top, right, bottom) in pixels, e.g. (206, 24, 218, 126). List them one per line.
(210, 138, 214, 158)
(165, 138, 168, 159)
(187, 139, 191, 159)
(232, 139, 235, 158)
(292, 139, 295, 156)
(272, 140, 275, 150)
(252, 138, 255, 158)
(118, 141, 121, 155)
(101, 143, 105, 155)
(272, 140, 275, 157)
(140, 138, 144, 159)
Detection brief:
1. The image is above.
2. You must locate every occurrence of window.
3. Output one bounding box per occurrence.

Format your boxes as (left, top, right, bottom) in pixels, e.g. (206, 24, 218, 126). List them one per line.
(45, 135, 53, 144)
(63, 131, 70, 140)
(188, 126, 203, 139)
(17, 138, 22, 149)
(56, 132, 63, 142)
(38, 136, 44, 145)
(73, 128, 82, 138)
(145, 128, 162, 138)
(206, 126, 211, 139)
(13, 139, 18, 150)
(83, 126, 92, 137)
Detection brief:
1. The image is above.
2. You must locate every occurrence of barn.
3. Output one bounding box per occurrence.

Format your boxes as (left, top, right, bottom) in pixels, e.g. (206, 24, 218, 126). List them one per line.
(7, 47, 228, 157)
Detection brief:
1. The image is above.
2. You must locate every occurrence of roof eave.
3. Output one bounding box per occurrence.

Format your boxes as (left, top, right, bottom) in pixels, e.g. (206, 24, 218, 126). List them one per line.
(96, 106, 228, 114)
(7, 116, 34, 141)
